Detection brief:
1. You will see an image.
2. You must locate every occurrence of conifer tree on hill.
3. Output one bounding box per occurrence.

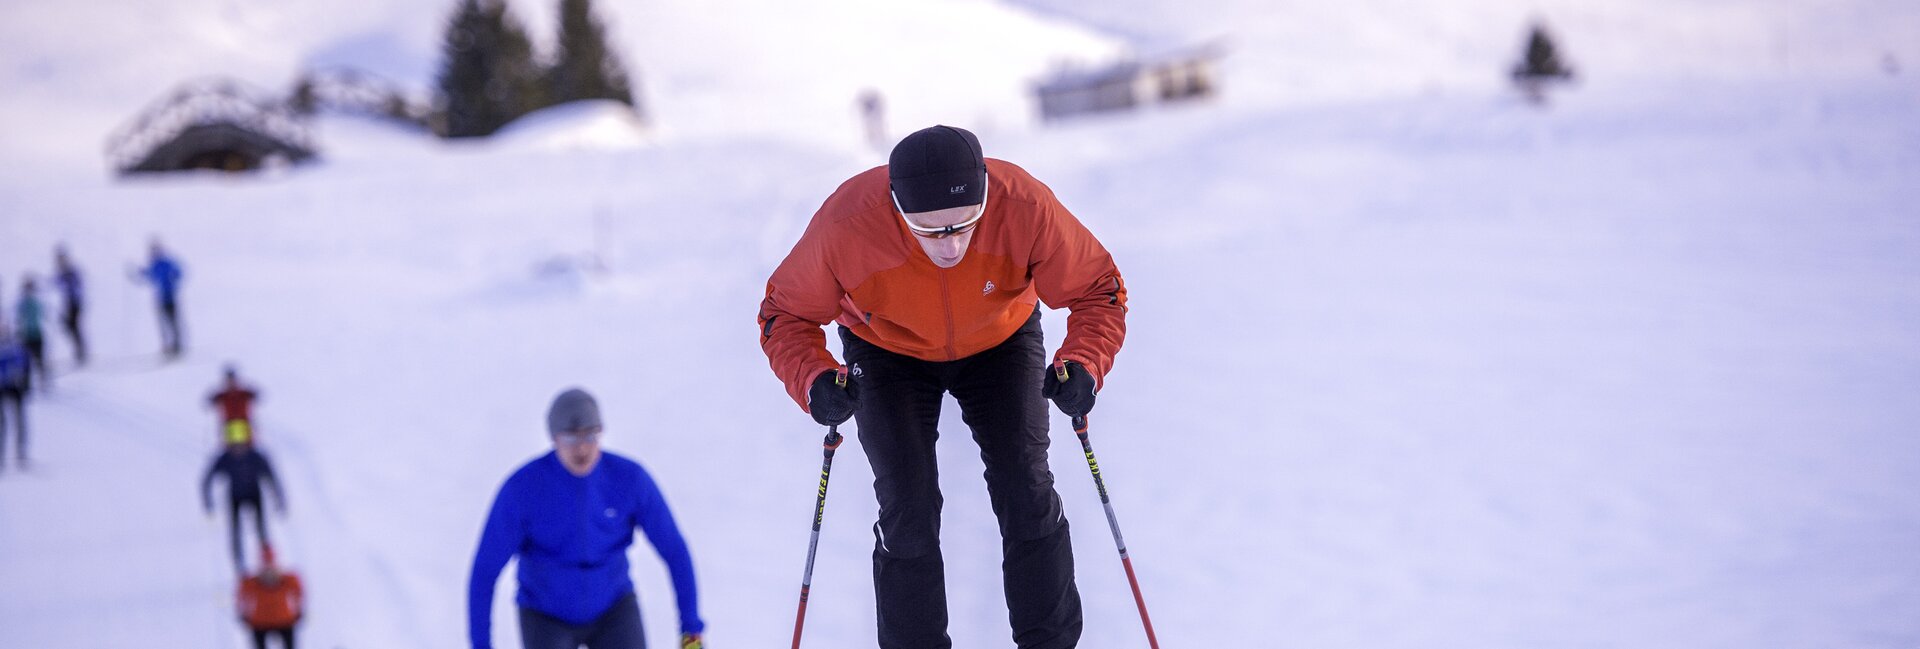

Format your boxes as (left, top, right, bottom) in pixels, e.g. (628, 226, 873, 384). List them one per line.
(548, 0, 639, 112)
(1511, 22, 1576, 105)
(437, 0, 546, 137)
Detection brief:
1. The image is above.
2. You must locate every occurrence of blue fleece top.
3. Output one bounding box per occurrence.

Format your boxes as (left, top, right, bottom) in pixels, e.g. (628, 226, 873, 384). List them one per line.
(142, 255, 183, 302)
(0, 339, 25, 388)
(467, 450, 703, 648)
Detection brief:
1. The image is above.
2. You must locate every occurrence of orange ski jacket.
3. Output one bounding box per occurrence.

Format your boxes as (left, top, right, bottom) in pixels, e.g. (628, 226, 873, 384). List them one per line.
(760, 159, 1127, 411)
(238, 572, 304, 630)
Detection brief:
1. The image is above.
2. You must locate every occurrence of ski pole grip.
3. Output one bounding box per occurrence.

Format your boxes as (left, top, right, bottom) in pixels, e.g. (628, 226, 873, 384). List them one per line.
(834, 365, 848, 388)
(1053, 361, 1069, 383)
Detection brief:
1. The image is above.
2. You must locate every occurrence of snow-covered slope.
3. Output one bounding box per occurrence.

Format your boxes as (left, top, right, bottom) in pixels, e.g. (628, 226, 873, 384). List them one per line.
(4, 1, 1920, 648)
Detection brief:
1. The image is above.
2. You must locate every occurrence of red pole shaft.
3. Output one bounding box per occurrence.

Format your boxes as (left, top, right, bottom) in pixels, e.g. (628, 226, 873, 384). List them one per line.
(790, 586, 810, 649)
(1120, 556, 1160, 648)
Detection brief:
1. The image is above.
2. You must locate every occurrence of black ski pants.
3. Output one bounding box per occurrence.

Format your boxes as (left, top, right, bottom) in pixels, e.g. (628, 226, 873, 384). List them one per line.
(0, 388, 24, 464)
(228, 494, 270, 573)
(839, 308, 1083, 649)
(62, 304, 86, 364)
(518, 592, 645, 649)
(22, 333, 47, 392)
(250, 627, 295, 649)
(158, 299, 184, 356)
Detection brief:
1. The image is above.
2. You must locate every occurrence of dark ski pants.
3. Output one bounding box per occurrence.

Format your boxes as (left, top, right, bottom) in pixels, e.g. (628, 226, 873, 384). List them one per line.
(839, 308, 1083, 649)
(23, 333, 47, 391)
(62, 305, 86, 365)
(518, 592, 645, 649)
(158, 300, 184, 357)
(228, 495, 270, 573)
(250, 627, 295, 649)
(0, 388, 24, 464)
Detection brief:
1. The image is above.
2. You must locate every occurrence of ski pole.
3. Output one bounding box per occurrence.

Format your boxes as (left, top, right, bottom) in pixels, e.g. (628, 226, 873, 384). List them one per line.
(1071, 413, 1161, 649)
(791, 423, 846, 649)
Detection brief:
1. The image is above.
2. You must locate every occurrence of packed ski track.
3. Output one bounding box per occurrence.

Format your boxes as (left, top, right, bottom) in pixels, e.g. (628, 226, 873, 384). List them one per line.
(5, 0, 1920, 647)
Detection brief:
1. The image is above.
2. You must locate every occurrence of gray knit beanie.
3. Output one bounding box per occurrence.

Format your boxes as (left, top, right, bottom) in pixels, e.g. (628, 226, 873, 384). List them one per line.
(546, 388, 603, 434)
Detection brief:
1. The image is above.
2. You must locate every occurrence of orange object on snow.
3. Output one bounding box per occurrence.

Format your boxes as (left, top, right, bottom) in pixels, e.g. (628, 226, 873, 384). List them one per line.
(237, 549, 304, 630)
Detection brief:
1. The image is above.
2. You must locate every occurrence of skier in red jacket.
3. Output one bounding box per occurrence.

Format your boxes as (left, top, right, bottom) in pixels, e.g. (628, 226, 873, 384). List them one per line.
(760, 125, 1126, 648)
(209, 365, 260, 445)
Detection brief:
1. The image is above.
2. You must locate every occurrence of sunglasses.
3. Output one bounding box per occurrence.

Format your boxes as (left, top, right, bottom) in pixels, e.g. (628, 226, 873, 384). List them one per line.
(893, 173, 989, 240)
(553, 427, 603, 446)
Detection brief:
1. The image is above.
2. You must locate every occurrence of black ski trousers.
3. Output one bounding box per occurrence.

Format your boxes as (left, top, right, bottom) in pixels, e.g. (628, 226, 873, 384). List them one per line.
(250, 627, 294, 649)
(518, 592, 645, 649)
(0, 388, 23, 464)
(839, 308, 1083, 649)
(22, 333, 47, 392)
(158, 300, 184, 357)
(228, 494, 270, 573)
(62, 304, 86, 364)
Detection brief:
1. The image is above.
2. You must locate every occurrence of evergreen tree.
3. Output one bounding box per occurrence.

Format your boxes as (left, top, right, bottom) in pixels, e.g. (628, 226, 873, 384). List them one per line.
(1510, 22, 1575, 105)
(437, 0, 547, 138)
(548, 0, 638, 110)
(1512, 23, 1574, 81)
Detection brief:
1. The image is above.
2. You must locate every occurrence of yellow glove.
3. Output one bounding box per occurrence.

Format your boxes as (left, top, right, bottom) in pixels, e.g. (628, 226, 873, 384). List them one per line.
(680, 633, 703, 649)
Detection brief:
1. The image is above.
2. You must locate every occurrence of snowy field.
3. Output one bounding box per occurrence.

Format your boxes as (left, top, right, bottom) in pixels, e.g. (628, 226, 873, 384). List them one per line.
(4, 0, 1920, 648)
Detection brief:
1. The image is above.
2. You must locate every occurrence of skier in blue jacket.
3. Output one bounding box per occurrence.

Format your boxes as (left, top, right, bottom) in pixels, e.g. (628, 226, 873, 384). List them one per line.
(0, 323, 28, 470)
(53, 245, 87, 366)
(468, 388, 705, 649)
(132, 239, 185, 358)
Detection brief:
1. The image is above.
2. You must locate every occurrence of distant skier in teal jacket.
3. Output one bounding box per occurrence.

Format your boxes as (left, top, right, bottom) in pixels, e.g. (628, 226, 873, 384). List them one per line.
(14, 275, 48, 391)
(468, 388, 705, 649)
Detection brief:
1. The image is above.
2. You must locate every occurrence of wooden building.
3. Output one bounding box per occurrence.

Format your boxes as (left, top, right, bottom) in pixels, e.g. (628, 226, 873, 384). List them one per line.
(106, 79, 316, 175)
(1035, 44, 1223, 122)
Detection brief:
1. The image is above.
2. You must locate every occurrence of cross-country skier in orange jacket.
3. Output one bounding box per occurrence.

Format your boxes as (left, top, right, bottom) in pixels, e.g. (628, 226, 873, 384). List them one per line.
(759, 124, 1126, 649)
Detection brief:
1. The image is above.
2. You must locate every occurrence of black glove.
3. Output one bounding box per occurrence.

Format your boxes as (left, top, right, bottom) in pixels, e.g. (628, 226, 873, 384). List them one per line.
(1042, 361, 1097, 418)
(807, 370, 859, 426)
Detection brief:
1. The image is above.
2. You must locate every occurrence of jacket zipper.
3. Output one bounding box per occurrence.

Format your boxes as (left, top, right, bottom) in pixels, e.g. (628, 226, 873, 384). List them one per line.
(939, 268, 957, 360)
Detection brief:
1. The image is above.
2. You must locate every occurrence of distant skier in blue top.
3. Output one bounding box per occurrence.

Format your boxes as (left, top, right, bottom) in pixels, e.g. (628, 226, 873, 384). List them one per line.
(0, 322, 29, 470)
(132, 238, 185, 358)
(468, 388, 706, 649)
(53, 245, 87, 366)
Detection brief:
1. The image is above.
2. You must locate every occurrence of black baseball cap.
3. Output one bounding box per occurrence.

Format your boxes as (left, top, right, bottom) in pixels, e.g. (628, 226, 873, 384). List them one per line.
(888, 125, 986, 214)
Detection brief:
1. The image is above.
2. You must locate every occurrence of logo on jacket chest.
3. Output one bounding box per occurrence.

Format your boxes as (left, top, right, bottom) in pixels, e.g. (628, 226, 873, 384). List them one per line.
(982, 280, 996, 296)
